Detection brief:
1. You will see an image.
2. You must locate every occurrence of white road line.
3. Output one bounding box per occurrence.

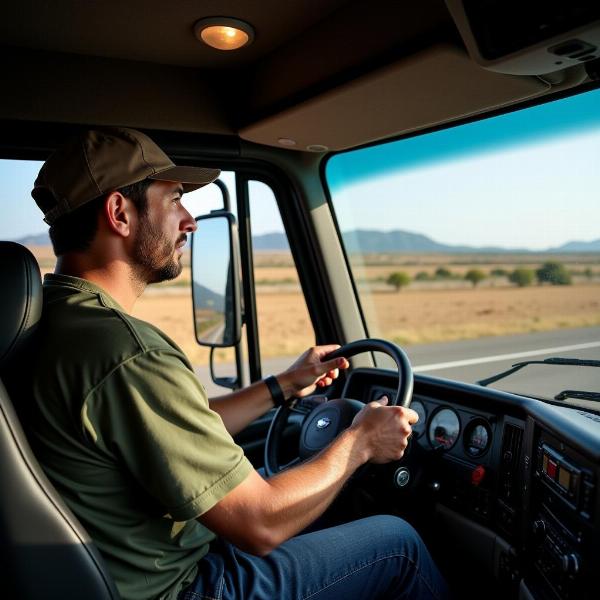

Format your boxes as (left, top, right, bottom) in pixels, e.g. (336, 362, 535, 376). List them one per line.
(413, 341, 600, 372)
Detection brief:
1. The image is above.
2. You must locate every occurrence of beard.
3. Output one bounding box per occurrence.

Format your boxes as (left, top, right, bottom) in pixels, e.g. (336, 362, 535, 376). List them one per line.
(133, 214, 185, 285)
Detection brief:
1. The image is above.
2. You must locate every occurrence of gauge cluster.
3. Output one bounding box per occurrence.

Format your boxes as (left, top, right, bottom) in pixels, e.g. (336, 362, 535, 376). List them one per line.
(370, 386, 494, 462)
(428, 407, 461, 450)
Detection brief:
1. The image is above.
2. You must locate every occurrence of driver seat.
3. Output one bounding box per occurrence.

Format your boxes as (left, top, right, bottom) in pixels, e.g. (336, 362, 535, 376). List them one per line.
(0, 241, 119, 599)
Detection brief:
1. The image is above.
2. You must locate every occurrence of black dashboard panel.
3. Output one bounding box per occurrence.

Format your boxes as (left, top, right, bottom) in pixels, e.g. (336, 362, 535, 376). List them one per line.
(341, 368, 600, 600)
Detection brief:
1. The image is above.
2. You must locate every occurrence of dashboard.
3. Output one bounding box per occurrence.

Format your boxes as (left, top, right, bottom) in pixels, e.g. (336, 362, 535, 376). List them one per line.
(341, 368, 600, 600)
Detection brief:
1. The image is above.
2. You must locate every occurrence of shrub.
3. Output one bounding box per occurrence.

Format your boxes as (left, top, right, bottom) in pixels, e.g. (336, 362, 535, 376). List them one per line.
(508, 268, 534, 287)
(415, 271, 430, 281)
(536, 261, 572, 285)
(387, 271, 411, 292)
(490, 268, 508, 277)
(435, 267, 452, 279)
(464, 269, 486, 287)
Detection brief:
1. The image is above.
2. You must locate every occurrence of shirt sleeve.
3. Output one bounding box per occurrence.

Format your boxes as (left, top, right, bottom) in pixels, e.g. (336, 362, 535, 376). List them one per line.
(82, 348, 253, 521)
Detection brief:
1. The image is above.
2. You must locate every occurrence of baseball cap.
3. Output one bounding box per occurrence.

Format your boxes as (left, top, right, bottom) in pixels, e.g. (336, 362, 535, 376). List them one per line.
(32, 127, 221, 225)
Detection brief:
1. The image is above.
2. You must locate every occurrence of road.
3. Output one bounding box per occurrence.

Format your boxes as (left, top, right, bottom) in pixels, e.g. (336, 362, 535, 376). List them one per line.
(198, 322, 225, 345)
(196, 326, 600, 400)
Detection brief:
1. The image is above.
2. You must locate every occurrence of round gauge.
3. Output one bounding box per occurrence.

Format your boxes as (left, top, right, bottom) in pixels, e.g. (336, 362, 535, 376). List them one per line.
(464, 420, 491, 457)
(428, 408, 460, 450)
(410, 400, 427, 438)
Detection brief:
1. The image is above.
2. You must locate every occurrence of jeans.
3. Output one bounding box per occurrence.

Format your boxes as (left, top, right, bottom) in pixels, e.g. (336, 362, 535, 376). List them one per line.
(179, 515, 449, 599)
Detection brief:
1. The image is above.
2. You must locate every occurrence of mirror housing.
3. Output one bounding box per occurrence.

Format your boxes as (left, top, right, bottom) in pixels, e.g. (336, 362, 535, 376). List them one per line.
(191, 211, 241, 348)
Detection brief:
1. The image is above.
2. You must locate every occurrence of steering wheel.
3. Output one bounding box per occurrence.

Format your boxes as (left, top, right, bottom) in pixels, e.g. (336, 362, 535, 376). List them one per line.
(264, 339, 414, 477)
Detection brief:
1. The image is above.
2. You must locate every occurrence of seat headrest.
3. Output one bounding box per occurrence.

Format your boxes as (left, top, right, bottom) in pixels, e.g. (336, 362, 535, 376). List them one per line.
(0, 242, 43, 367)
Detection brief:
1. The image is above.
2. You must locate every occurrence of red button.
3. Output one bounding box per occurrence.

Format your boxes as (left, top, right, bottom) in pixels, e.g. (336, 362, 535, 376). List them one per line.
(471, 465, 485, 486)
(547, 459, 557, 479)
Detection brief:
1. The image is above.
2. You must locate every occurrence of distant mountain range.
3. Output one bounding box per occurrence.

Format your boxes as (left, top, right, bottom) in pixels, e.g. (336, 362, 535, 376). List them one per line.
(260, 230, 600, 253)
(193, 282, 224, 311)
(14, 232, 52, 246)
(12, 229, 600, 253)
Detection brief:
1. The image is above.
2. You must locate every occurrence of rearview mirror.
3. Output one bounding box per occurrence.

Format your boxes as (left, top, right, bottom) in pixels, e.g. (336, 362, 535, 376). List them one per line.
(191, 211, 241, 347)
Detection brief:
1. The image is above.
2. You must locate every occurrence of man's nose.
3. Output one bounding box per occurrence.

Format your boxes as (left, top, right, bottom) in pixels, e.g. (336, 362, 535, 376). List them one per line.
(181, 207, 197, 233)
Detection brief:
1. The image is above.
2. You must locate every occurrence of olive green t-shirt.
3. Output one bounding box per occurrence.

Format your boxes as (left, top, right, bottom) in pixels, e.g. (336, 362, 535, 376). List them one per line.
(27, 274, 253, 600)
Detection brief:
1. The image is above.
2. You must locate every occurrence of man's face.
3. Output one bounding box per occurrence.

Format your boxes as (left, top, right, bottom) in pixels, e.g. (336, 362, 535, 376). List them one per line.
(131, 181, 196, 284)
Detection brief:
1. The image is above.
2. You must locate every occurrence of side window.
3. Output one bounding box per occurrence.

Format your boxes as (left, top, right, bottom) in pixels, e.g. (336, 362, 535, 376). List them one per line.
(1, 158, 53, 272)
(248, 180, 315, 376)
(176, 172, 241, 394)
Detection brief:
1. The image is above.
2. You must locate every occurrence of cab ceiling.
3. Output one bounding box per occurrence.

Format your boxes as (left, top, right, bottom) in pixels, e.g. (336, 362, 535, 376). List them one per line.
(0, 0, 567, 151)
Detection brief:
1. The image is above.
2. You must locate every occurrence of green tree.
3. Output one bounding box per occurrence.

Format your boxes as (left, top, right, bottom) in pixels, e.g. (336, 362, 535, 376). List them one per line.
(464, 269, 486, 287)
(415, 271, 430, 281)
(508, 267, 534, 287)
(435, 267, 452, 279)
(536, 261, 572, 285)
(490, 268, 508, 277)
(387, 271, 411, 292)
(583, 267, 594, 280)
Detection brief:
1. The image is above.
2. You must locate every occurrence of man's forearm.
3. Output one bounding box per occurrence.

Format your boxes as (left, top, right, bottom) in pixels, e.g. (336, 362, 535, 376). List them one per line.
(209, 381, 272, 435)
(209, 372, 296, 435)
(208, 346, 348, 435)
(201, 425, 369, 556)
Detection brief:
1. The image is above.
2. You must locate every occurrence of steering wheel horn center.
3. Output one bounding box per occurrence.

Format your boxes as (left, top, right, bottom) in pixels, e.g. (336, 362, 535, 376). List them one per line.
(316, 417, 331, 429)
(297, 399, 365, 460)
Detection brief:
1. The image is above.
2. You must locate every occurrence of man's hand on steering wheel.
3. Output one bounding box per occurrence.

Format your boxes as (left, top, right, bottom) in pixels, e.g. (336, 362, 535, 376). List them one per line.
(350, 397, 420, 464)
(278, 345, 350, 399)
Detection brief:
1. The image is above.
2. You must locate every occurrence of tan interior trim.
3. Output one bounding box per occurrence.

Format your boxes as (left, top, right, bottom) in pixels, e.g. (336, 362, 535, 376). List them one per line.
(240, 44, 551, 151)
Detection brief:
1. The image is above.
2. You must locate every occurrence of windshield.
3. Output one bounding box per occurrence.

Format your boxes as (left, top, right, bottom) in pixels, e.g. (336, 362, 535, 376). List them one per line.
(326, 87, 600, 404)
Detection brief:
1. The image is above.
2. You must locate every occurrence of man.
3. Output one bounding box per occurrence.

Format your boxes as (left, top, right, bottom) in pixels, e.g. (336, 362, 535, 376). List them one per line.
(28, 128, 448, 599)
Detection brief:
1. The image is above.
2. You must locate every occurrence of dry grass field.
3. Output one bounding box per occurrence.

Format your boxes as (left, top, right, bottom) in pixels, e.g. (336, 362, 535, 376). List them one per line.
(28, 246, 600, 366)
(362, 284, 600, 346)
(132, 284, 600, 365)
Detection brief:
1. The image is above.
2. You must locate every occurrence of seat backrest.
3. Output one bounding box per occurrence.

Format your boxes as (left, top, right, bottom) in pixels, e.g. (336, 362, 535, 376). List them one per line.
(0, 241, 120, 600)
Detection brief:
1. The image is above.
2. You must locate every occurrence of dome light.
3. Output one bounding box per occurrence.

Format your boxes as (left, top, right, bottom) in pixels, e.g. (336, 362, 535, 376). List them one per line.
(194, 18, 254, 51)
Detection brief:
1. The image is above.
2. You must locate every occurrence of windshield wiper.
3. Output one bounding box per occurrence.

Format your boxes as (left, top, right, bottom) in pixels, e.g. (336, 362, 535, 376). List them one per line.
(554, 390, 600, 401)
(477, 357, 600, 387)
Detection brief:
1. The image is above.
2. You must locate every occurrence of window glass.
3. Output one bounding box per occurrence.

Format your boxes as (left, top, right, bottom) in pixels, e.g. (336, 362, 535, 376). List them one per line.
(0, 159, 54, 274)
(181, 171, 245, 394)
(248, 180, 315, 375)
(326, 88, 600, 401)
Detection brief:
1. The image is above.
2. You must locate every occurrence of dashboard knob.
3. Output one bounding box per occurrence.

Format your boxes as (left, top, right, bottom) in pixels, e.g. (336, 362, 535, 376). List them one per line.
(394, 467, 410, 488)
(532, 519, 546, 539)
(560, 553, 580, 575)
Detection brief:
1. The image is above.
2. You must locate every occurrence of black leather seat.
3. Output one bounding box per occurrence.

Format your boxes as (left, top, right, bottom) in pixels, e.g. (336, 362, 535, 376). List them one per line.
(0, 241, 119, 599)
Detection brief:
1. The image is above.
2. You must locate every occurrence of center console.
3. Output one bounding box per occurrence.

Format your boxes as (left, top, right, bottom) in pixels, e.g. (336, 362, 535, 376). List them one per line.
(527, 429, 597, 600)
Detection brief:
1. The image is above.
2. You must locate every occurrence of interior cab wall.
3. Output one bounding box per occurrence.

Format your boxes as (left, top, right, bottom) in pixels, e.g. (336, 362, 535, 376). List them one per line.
(1, 47, 231, 134)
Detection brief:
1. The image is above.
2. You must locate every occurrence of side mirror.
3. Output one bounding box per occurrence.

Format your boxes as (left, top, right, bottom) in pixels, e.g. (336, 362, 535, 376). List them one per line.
(191, 211, 241, 348)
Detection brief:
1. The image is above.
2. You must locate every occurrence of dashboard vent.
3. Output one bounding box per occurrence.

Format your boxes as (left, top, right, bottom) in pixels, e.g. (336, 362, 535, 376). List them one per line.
(499, 423, 523, 506)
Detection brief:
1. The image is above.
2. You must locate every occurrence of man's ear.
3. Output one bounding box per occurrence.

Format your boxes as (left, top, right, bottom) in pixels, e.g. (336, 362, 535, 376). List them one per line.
(103, 191, 133, 237)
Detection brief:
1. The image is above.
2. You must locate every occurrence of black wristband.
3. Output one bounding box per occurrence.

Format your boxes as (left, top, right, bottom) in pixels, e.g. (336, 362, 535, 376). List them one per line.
(265, 375, 287, 408)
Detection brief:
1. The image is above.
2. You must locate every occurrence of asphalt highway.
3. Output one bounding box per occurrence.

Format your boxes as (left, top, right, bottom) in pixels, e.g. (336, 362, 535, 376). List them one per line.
(196, 326, 600, 402)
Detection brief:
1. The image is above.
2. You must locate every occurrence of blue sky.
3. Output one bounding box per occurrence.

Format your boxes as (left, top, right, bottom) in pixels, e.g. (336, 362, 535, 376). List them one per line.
(327, 87, 600, 250)
(328, 127, 600, 249)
